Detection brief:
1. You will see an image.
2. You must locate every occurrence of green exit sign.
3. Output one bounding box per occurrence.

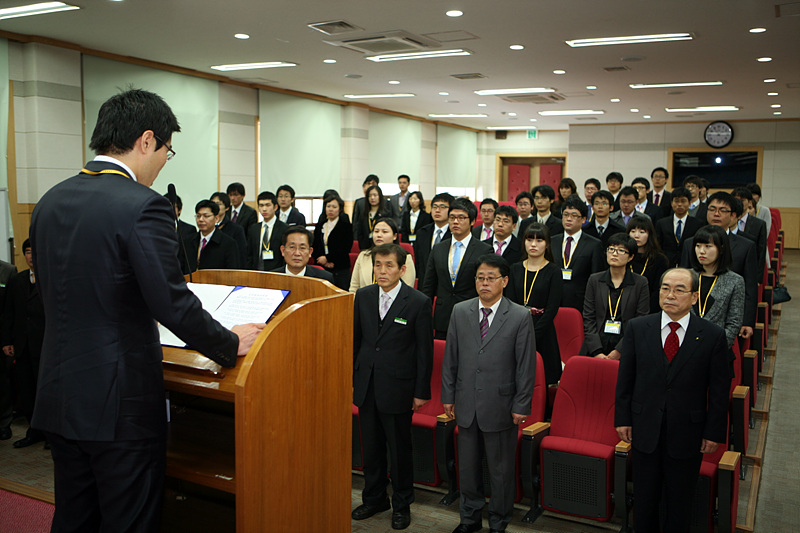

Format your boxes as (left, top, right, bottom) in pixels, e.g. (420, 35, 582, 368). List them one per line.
(527, 130, 538, 139)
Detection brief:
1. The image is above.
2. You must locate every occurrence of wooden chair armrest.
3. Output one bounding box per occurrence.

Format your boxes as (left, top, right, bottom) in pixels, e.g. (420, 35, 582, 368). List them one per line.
(733, 385, 749, 400)
(744, 349, 757, 359)
(437, 413, 454, 422)
(616, 440, 632, 453)
(719, 450, 741, 471)
(522, 421, 550, 437)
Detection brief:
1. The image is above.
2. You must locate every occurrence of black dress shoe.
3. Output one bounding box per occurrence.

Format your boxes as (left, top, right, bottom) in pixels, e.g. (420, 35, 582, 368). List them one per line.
(489, 529, 505, 533)
(452, 524, 482, 533)
(392, 509, 411, 530)
(0, 427, 10, 440)
(13, 436, 44, 449)
(351, 500, 391, 520)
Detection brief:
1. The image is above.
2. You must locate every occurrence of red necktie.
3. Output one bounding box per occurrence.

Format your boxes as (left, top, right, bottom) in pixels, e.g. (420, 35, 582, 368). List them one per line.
(495, 241, 505, 256)
(564, 236, 573, 264)
(664, 322, 680, 362)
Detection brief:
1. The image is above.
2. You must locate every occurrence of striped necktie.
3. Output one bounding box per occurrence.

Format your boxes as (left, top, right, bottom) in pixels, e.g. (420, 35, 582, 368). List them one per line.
(480, 308, 492, 339)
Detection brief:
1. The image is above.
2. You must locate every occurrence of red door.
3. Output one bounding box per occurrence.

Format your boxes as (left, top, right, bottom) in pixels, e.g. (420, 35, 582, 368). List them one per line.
(539, 163, 562, 190)
(507, 164, 530, 202)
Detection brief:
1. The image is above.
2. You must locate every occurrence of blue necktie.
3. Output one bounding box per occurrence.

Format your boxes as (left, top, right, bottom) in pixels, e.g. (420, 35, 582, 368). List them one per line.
(451, 241, 463, 284)
(676, 219, 683, 241)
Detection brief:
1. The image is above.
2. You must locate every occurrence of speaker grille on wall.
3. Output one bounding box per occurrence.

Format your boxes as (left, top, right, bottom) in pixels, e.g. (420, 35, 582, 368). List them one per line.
(495, 130, 507, 140)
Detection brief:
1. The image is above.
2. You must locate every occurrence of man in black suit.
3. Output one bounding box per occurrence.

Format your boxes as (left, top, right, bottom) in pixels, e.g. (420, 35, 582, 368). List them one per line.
(246, 191, 288, 271)
(211, 192, 247, 268)
(351, 243, 433, 530)
(583, 178, 601, 223)
(29, 89, 264, 531)
(352, 174, 380, 238)
(472, 198, 498, 241)
(276, 184, 307, 226)
(166, 194, 199, 274)
(582, 190, 625, 248)
(521, 185, 560, 237)
(611, 186, 651, 227)
(484, 205, 522, 263)
(0, 258, 17, 441)
(647, 167, 673, 218)
(551, 197, 605, 310)
(226, 182, 258, 235)
(616, 268, 730, 533)
(270, 227, 334, 282)
(732, 187, 768, 279)
(513, 191, 535, 237)
(606, 171, 624, 211)
(654, 187, 702, 267)
(1, 240, 45, 448)
(631, 177, 662, 223)
(413, 192, 453, 288)
(188, 200, 240, 271)
(389, 174, 412, 224)
(684, 175, 705, 219)
(422, 198, 492, 339)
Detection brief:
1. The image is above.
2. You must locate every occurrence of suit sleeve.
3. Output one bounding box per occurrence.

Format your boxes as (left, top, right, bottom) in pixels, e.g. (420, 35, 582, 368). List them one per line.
(704, 327, 732, 444)
(441, 305, 460, 404)
(413, 294, 434, 400)
(724, 274, 746, 347)
(582, 276, 602, 355)
(0, 275, 16, 347)
(512, 307, 535, 415)
(537, 266, 563, 336)
(591, 240, 605, 273)
(421, 246, 439, 298)
(614, 278, 651, 353)
(614, 321, 638, 427)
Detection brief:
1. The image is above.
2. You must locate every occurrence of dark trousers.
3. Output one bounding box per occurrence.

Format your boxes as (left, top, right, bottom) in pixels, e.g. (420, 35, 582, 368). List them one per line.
(358, 378, 415, 511)
(45, 431, 166, 533)
(632, 440, 704, 533)
(15, 350, 43, 441)
(457, 421, 517, 531)
(0, 356, 13, 429)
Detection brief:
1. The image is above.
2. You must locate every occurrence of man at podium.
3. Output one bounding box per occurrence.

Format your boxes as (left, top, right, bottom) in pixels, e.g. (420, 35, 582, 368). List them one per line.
(29, 89, 265, 532)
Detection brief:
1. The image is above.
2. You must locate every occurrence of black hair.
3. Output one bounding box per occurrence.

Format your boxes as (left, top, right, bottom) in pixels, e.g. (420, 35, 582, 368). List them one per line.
(89, 88, 180, 155)
(591, 190, 614, 205)
(480, 198, 499, 210)
(397, 174, 410, 183)
(618, 186, 638, 200)
(562, 196, 588, 218)
(495, 204, 519, 224)
(164, 192, 183, 210)
(226, 182, 245, 196)
(449, 197, 478, 224)
(371, 217, 400, 247)
(584, 178, 601, 189)
(532, 184, 556, 201)
(324, 195, 344, 212)
(745, 183, 762, 198)
(22, 238, 31, 253)
(281, 226, 313, 246)
(477, 253, 510, 278)
(670, 187, 692, 202)
(210, 192, 231, 210)
(700, 178, 710, 190)
(195, 199, 220, 216)
(277, 184, 296, 199)
(322, 189, 340, 202)
(708, 191, 741, 216)
(732, 187, 753, 204)
(651, 167, 669, 179)
(631, 177, 651, 190)
(607, 232, 638, 257)
(606, 171, 623, 185)
(626, 216, 663, 261)
(683, 175, 703, 188)
(371, 242, 407, 267)
(257, 191, 278, 205)
(364, 185, 390, 218)
(363, 174, 380, 186)
(408, 191, 426, 211)
(431, 192, 455, 206)
(522, 222, 554, 262)
(515, 190, 534, 205)
(556, 177, 577, 203)
(691, 225, 733, 275)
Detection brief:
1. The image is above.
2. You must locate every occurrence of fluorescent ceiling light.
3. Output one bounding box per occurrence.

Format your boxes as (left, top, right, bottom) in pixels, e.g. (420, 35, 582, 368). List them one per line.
(365, 49, 471, 62)
(630, 81, 723, 89)
(566, 33, 693, 47)
(643, 115, 652, 119)
(665, 106, 739, 112)
(0, 2, 79, 20)
(553, 69, 566, 75)
(474, 87, 555, 96)
(586, 85, 597, 90)
(630, 108, 639, 112)
(764, 78, 776, 83)
(610, 98, 621, 103)
(234, 33, 250, 40)
(749, 28, 766, 33)
(510, 45, 524, 51)
(767, 92, 778, 96)
(428, 113, 488, 118)
(323, 59, 337, 64)
(211, 61, 296, 71)
(446, 10, 463, 17)
(487, 126, 537, 130)
(344, 93, 415, 99)
(757, 57, 772, 62)
(538, 109, 605, 116)
(388, 80, 400, 85)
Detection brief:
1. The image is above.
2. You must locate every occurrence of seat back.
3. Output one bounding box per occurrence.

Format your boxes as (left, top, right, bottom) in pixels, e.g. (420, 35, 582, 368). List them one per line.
(399, 241, 415, 263)
(417, 339, 446, 417)
(531, 352, 546, 423)
(350, 240, 360, 254)
(553, 307, 584, 365)
(549, 357, 619, 446)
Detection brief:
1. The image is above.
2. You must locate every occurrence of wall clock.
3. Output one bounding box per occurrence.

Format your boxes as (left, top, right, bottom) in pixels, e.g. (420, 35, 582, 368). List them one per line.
(704, 121, 734, 148)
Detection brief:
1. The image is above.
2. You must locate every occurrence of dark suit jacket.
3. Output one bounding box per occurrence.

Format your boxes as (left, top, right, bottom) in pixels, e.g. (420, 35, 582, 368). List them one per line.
(581, 270, 650, 355)
(189, 229, 240, 272)
(389, 193, 410, 223)
(279, 206, 306, 226)
(401, 209, 433, 243)
(648, 189, 673, 218)
(231, 202, 258, 235)
(0, 260, 18, 312)
(691, 202, 708, 224)
(246, 219, 288, 271)
(413, 223, 450, 288)
(421, 237, 493, 332)
(269, 265, 334, 283)
(353, 282, 433, 413)
(654, 215, 702, 267)
(550, 232, 605, 310)
(640, 201, 662, 223)
(218, 221, 246, 268)
(353, 200, 398, 250)
(582, 218, 626, 249)
(615, 313, 730, 457)
(518, 214, 562, 240)
(176, 220, 197, 274)
(738, 215, 767, 280)
(483, 235, 523, 263)
(0, 270, 45, 359)
(311, 216, 353, 273)
(472, 224, 494, 241)
(29, 160, 238, 441)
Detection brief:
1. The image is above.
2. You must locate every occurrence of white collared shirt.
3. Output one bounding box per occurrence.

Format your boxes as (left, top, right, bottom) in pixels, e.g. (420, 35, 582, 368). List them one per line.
(284, 265, 307, 277)
(379, 281, 403, 315)
(660, 311, 690, 348)
(409, 209, 420, 233)
(563, 229, 582, 248)
(279, 207, 291, 223)
(537, 212, 551, 224)
(199, 228, 215, 244)
(93, 155, 137, 182)
(260, 216, 277, 246)
(479, 298, 502, 330)
(432, 223, 448, 249)
(493, 235, 511, 253)
(636, 200, 648, 213)
(690, 199, 700, 210)
(673, 213, 689, 232)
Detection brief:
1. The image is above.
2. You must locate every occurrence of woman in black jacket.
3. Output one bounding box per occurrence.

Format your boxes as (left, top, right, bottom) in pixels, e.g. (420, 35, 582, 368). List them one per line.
(313, 195, 353, 290)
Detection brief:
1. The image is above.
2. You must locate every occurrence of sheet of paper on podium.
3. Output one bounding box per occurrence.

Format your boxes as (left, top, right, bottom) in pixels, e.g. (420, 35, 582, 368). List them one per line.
(158, 282, 290, 348)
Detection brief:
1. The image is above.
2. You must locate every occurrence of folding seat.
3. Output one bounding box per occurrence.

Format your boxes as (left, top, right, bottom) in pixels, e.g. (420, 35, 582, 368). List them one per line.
(399, 241, 415, 263)
(729, 342, 750, 471)
(553, 307, 584, 366)
(689, 424, 741, 533)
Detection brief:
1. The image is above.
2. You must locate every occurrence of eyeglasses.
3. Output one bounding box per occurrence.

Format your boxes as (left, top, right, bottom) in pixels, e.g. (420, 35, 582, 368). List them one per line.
(593, 201, 610, 207)
(154, 135, 176, 161)
(562, 212, 583, 220)
(285, 245, 310, 253)
(431, 203, 449, 210)
(606, 247, 629, 255)
(659, 286, 693, 296)
(195, 213, 215, 219)
(706, 206, 731, 214)
(494, 216, 514, 224)
(475, 275, 504, 283)
(448, 215, 469, 222)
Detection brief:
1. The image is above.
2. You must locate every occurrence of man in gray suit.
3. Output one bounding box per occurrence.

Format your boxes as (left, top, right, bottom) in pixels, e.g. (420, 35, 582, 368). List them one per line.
(441, 254, 535, 533)
(389, 174, 411, 224)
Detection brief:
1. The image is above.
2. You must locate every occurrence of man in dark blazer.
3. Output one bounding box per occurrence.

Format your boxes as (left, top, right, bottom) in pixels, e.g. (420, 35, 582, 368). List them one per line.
(389, 174, 412, 224)
(352, 243, 433, 530)
(520, 185, 561, 238)
(647, 167, 673, 218)
(165, 194, 200, 274)
(611, 186, 652, 227)
(188, 200, 241, 271)
(422, 198, 492, 338)
(631, 177, 662, 223)
(1, 240, 45, 448)
(551, 197, 605, 310)
(29, 89, 264, 531)
(582, 190, 626, 248)
(270, 227, 334, 283)
(276, 184, 307, 226)
(615, 268, 730, 533)
(472, 198, 498, 241)
(484, 204, 522, 263)
(413, 192, 453, 288)
(226, 182, 258, 234)
(246, 191, 288, 271)
(732, 187, 768, 280)
(442, 254, 535, 533)
(654, 187, 702, 267)
(211, 192, 247, 268)
(0, 258, 17, 441)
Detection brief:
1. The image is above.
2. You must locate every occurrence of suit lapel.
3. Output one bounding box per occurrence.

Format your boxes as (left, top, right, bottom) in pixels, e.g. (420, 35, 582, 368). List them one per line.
(481, 298, 508, 347)
(468, 298, 482, 346)
(376, 283, 409, 340)
(645, 314, 670, 378)
(667, 315, 701, 383)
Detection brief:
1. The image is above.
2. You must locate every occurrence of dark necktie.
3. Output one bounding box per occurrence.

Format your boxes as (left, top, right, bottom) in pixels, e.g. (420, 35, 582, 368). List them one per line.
(664, 322, 681, 362)
(434, 228, 443, 246)
(564, 236, 573, 264)
(598, 225, 604, 236)
(232, 209, 238, 223)
(654, 193, 660, 206)
(675, 219, 683, 241)
(480, 308, 492, 339)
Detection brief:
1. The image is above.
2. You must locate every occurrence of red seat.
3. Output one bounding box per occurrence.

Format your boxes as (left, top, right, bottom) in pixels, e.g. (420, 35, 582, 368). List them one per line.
(399, 241, 415, 263)
(349, 252, 358, 274)
(553, 307, 584, 365)
(691, 417, 741, 533)
(350, 240, 360, 254)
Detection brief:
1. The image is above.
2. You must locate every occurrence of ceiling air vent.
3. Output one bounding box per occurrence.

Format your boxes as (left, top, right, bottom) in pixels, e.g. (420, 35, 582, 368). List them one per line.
(451, 72, 486, 80)
(575, 117, 599, 120)
(604, 66, 631, 72)
(308, 20, 363, 35)
(500, 93, 565, 104)
(324, 31, 440, 54)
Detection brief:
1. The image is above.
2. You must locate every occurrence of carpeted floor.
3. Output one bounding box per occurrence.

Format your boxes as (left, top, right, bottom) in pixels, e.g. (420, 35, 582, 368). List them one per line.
(0, 488, 54, 533)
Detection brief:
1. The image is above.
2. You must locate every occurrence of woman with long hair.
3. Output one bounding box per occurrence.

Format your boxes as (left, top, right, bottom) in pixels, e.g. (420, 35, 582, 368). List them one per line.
(349, 217, 416, 292)
(627, 216, 669, 312)
(552, 177, 577, 217)
(312, 195, 353, 290)
(400, 191, 432, 244)
(356, 185, 394, 250)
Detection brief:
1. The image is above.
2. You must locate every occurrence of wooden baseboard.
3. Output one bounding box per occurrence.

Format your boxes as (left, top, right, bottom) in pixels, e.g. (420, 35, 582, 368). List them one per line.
(0, 477, 54, 504)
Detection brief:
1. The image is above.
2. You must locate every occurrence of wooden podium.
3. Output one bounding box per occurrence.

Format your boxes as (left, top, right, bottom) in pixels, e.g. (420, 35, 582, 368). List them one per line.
(161, 270, 353, 532)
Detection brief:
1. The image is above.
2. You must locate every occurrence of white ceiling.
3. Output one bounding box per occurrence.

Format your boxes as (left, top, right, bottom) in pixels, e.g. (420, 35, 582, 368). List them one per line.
(1, 0, 798, 130)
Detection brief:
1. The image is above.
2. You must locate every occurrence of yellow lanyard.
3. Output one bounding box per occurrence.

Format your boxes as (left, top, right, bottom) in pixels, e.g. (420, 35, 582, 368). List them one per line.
(81, 168, 131, 179)
(630, 257, 649, 276)
(522, 260, 544, 306)
(608, 288, 624, 321)
(697, 275, 718, 318)
(368, 213, 378, 232)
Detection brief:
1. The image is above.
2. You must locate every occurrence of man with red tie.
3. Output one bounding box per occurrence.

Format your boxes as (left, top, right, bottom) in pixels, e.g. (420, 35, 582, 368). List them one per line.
(615, 268, 730, 533)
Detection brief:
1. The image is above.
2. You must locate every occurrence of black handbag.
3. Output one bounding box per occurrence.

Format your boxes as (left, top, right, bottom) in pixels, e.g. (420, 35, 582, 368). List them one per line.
(772, 285, 791, 304)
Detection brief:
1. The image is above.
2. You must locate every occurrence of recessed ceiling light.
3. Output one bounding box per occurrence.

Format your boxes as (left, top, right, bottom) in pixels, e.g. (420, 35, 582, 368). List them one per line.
(486, 126, 537, 130)
(428, 113, 488, 118)
(586, 85, 597, 90)
(508, 112, 518, 117)
(565, 33, 693, 47)
(446, 10, 463, 17)
(365, 49, 471, 62)
(477, 103, 488, 107)
(234, 33, 250, 40)
(629, 81, 723, 89)
(767, 92, 778, 96)
(388, 80, 400, 85)
(343, 93, 416, 99)
(643, 115, 652, 119)
(0, 2, 79, 20)
(630, 108, 639, 112)
(509, 45, 524, 51)
(210, 61, 297, 71)
(749, 28, 766, 33)
(553, 69, 566, 75)
(538, 109, 605, 116)
(774, 112, 782, 115)
(529, 118, 537, 122)
(610, 98, 621, 103)
(757, 57, 772, 62)
(474, 88, 555, 96)
(665, 106, 740, 112)
(323, 59, 337, 64)
(439, 92, 449, 96)
(764, 78, 776, 83)
(771, 104, 781, 108)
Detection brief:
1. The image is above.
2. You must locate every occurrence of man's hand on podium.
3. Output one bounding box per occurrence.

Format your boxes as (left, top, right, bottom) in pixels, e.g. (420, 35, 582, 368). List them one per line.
(232, 323, 267, 356)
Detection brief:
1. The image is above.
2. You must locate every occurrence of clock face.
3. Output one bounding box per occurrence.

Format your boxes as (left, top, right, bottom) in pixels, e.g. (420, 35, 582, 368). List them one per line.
(704, 121, 734, 148)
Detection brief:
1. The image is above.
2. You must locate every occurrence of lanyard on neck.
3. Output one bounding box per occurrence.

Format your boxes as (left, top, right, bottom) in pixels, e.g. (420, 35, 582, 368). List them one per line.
(697, 275, 718, 318)
(81, 167, 131, 179)
(523, 260, 544, 306)
(608, 289, 624, 320)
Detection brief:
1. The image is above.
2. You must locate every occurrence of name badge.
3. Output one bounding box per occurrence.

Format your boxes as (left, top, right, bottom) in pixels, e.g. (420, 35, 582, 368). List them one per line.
(394, 317, 407, 325)
(324, 245, 329, 254)
(368, 232, 373, 239)
(409, 234, 417, 242)
(561, 269, 573, 280)
(262, 250, 274, 260)
(604, 320, 622, 335)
